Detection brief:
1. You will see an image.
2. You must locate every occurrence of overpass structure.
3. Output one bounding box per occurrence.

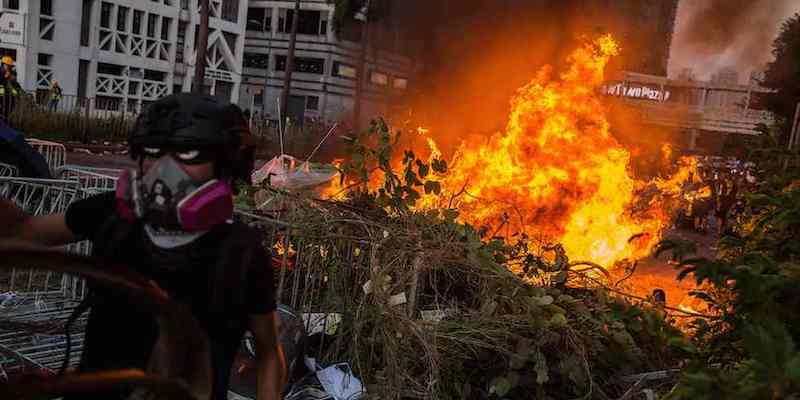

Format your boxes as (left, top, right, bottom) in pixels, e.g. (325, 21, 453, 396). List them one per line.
(603, 72, 776, 150)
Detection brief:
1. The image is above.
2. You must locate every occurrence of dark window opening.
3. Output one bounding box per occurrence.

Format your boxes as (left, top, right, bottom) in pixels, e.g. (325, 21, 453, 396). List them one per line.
(78, 60, 89, 98)
(100, 2, 113, 29)
(117, 6, 128, 32)
(132, 10, 143, 34)
(38, 53, 52, 66)
(97, 62, 124, 76)
(305, 95, 319, 111)
(280, 9, 324, 35)
(275, 55, 324, 74)
(144, 69, 166, 82)
(40, 0, 53, 16)
(161, 17, 172, 40)
(244, 52, 269, 69)
(40, 18, 54, 41)
(247, 7, 269, 31)
(223, 32, 237, 52)
(80, 0, 92, 46)
(5, 0, 19, 10)
(147, 14, 157, 38)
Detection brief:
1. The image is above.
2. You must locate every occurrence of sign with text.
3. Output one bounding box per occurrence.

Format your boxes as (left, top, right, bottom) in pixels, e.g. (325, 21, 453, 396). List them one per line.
(602, 82, 671, 102)
(0, 13, 24, 46)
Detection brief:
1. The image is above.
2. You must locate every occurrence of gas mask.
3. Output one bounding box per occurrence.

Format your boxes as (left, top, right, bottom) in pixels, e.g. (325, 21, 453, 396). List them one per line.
(116, 156, 234, 232)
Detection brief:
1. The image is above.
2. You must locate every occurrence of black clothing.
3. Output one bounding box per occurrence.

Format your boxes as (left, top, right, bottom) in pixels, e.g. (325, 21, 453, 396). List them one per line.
(64, 191, 276, 400)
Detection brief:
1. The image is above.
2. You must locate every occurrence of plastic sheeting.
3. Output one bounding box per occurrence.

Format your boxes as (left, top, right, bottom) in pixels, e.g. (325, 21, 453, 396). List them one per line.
(251, 154, 336, 191)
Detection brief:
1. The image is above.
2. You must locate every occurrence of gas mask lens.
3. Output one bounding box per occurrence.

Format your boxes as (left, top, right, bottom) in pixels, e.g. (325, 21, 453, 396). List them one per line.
(141, 147, 213, 164)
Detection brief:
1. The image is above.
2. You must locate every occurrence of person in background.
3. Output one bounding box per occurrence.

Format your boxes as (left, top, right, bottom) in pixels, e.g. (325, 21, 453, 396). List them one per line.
(0, 93, 286, 400)
(48, 79, 63, 112)
(0, 56, 19, 125)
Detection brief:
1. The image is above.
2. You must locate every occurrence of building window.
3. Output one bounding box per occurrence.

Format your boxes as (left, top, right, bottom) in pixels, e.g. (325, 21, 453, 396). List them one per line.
(393, 78, 408, 90)
(370, 71, 388, 86)
(40, 18, 54, 41)
(97, 62, 125, 76)
(274, 56, 324, 74)
(38, 53, 52, 66)
(333, 61, 357, 79)
(279, 9, 326, 35)
(247, 7, 272, 32)
(100, 2, 113, 29)
(305, 95, 319, 111)
(117, 6, 129, 32)
(5, 0, 19, 10)
(244, 52, 269, 69)
(40, 0, 53, 16)
(220, 0, 239, 23)
(144, 69, 166, 82)
(147, 14, 158, 38)
(80, 0, 92, 46)
(132, 10, 144, 35)
(161, 17, 172, 41)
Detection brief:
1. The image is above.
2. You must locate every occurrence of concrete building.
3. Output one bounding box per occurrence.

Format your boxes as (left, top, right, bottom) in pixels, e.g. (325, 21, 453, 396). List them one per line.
(0, 0, 247, 111)
(239, 0, 414, 124)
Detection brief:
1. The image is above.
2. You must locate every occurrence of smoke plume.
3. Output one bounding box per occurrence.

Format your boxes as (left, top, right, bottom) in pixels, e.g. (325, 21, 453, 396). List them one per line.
(669, 0, 798, 82)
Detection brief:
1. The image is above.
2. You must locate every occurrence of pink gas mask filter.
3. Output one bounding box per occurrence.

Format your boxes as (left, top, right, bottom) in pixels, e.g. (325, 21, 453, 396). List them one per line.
(116, 156, 234, 231)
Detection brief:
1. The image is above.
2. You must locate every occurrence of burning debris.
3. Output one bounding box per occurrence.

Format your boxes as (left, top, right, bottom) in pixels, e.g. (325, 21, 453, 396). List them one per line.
(326, 35, 698, 268)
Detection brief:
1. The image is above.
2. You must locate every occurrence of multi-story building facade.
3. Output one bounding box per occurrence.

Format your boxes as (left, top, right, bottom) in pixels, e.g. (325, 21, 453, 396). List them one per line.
(0, 0, 247, 112)
(240, 0, 414, 124)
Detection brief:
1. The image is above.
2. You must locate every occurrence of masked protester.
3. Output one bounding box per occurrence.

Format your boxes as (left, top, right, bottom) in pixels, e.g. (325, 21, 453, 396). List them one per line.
(0, 93, 286, 400)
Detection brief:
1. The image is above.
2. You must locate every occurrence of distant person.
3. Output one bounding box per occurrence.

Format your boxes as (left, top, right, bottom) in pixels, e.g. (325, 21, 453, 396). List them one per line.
(48, 80, 63, 112)
(0, 56, 19, 125)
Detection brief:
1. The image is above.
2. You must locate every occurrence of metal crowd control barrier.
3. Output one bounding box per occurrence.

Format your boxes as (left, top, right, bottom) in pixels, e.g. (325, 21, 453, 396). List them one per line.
(0, 177, 360, 378)
(26, 138, 67, 174)
(0, 162, 17, 177)
(55, 165, 120, 196)
(0, 176, 88, 376)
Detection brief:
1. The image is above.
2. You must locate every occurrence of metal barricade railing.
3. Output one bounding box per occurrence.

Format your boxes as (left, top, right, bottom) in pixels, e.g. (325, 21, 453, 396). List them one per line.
(0, 176, 89, 375)
(0, 162, 17, 177)
(26, 138, 66, 174)
(55, 165, 120, 196)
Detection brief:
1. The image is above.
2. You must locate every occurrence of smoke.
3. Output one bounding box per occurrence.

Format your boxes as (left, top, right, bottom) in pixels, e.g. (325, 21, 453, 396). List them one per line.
(669, 0, 798, 81)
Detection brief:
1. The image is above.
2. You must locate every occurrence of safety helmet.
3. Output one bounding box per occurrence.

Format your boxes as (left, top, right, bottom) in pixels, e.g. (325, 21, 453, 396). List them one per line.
(1, 56, 14, 66)
(129, 93, 255, 186)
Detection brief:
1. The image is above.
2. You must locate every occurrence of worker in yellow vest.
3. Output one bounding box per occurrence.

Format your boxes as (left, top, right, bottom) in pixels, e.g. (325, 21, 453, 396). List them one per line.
(0, 56, 20, 125)
(48, 79, 63, 112)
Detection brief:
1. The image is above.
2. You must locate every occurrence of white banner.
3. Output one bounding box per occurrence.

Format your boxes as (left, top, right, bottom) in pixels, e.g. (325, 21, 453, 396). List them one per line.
(0, 12, 24, 46)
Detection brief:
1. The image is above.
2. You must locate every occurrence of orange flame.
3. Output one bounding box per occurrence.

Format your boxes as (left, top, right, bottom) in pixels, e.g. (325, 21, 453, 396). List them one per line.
(325, 35, 697, 267)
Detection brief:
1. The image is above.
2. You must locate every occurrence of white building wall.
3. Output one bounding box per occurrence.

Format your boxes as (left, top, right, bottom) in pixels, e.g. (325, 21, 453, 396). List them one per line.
(0, 0, 246, 109)
(241, 0, 413, 124)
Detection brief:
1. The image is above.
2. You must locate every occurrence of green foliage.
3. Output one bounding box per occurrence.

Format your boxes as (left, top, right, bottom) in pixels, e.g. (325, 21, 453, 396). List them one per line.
(665, 139, 800, 399)
(763, 12, 800, 136)
(314, 121, 686, 399)
(335, 119, 449, 214)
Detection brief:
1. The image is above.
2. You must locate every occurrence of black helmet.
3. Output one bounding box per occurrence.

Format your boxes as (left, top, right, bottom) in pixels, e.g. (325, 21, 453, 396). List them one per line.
(129, 93, 254, 186)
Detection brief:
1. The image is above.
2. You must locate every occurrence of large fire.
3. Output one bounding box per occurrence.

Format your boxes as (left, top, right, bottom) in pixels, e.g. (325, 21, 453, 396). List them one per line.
(325, 35, 697, 268)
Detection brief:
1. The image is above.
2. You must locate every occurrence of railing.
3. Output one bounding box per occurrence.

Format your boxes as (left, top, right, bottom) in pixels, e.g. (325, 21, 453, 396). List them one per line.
(622, 101, 776, 135)
(4, 94, 137, 143)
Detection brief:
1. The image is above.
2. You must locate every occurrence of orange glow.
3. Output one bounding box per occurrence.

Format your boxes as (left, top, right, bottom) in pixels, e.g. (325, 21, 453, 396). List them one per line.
(324, 35, 698, 268)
